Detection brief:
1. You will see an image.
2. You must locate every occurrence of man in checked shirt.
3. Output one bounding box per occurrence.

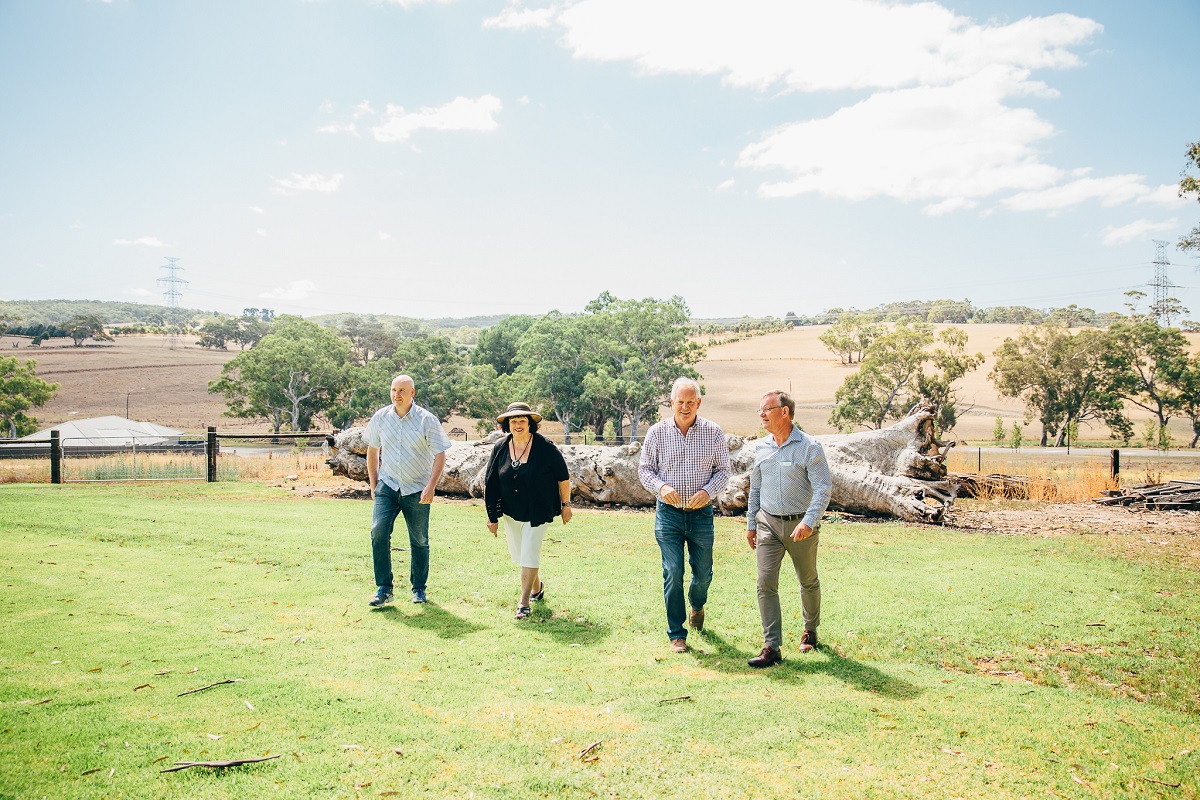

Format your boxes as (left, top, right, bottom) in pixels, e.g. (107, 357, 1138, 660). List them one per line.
(745, 389, 833, 668)
(638, 377, 731, 654)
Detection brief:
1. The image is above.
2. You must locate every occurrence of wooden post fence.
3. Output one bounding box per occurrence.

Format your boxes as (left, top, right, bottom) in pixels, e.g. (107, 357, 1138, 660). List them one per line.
(207, 427, 218, 482)
(50, 430, 61, 485)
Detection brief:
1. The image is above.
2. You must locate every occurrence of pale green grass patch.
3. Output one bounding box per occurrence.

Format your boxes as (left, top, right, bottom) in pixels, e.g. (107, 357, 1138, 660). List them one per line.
(1, 484, 1198, 798)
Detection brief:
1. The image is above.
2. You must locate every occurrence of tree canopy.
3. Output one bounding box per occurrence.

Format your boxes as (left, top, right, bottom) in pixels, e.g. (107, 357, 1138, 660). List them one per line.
(0, 357, 59, 438)
(209, 316, 350, 432)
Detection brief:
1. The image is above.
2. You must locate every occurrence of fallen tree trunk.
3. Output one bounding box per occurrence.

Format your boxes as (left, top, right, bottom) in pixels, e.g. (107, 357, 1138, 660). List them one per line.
(326, 405, 957, 523)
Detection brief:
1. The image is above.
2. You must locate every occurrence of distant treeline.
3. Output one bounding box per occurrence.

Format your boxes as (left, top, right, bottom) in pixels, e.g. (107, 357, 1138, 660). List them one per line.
(0, 299, 209, 327)
(1, 296, 1144, 335)
(781, 299, 1127, 328)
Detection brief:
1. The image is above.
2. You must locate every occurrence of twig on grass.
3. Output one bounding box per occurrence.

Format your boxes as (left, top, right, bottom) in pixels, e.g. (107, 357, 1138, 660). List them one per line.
(657, 695, 692, 705)
(578, 741, 602, 761)
(176, 679, 240, 697)
(160, 754, 280, 773)
(1139, 776, 1181, 788)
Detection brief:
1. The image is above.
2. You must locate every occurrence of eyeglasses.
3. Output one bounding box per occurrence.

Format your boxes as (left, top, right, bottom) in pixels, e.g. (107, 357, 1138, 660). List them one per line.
(758, 406, 782, 416)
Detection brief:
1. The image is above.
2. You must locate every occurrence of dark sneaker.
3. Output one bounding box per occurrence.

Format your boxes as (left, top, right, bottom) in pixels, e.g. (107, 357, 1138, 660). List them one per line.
(412, 589, 427, 604)
(368, 589, 393, 608)
(748, 646, 782, 668)
(799, 630, 818, 652)
(531, 581, 545, 602)
(688, 607, 705, 631)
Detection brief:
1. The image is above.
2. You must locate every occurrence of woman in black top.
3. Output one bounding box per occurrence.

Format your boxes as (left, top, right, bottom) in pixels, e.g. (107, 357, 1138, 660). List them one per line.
(484, 402, 572, 619)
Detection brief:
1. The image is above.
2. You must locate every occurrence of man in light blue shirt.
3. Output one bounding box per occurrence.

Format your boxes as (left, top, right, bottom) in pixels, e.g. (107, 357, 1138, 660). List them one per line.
(745, 389, 833, 668)
(363, 374, 452, 607)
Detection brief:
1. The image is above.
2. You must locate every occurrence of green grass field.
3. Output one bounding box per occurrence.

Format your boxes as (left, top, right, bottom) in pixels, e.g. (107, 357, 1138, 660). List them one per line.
(1, 484, 1198, 799)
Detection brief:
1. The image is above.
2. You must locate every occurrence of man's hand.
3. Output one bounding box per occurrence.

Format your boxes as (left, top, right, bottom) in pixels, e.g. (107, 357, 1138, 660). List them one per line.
(746, 529, 757, 549)
(369, 483, 376, 499)
(419, 485, 436, 504)
(659, 484, 682, 507)
(487, 521, 498, 537)
(685, 489, 711, 510)
(791, 523, 813, 542)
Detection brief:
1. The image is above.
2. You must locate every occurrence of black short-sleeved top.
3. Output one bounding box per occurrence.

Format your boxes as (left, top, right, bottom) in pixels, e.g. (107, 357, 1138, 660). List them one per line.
(484, 433, 570, 527)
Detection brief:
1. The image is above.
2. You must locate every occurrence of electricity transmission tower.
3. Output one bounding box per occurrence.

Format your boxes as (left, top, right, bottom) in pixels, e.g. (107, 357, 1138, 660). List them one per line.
(156, 257, 189, 350)
(1147, 240, 1186, 326)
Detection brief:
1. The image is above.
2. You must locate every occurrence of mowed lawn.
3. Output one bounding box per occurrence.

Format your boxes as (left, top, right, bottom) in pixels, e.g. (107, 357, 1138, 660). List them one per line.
(1, 485, 1198, 799)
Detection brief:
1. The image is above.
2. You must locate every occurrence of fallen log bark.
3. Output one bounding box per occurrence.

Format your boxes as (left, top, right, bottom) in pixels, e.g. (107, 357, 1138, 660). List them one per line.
(327, 405, 958, 523)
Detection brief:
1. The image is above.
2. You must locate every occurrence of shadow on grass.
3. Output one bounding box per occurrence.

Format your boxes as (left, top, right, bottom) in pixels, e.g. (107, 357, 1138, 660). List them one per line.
(694, 630, 921, 700)
(374, 602, 486, 639)
(524, 605, 612, 646)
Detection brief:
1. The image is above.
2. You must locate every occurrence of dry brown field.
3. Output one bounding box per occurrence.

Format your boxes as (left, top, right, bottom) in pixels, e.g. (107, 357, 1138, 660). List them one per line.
(6, 325, 1199, 446)
(4, 334, 239, 434)
(694, 325, 1200, 441)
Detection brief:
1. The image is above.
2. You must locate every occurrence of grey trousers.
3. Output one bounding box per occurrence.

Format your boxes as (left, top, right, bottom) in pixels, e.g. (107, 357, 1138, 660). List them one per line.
(755, 511, 820, 649)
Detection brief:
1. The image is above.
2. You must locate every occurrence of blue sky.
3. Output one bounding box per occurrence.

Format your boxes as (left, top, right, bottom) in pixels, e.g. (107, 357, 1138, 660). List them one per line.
(1, 0, 1197, 321)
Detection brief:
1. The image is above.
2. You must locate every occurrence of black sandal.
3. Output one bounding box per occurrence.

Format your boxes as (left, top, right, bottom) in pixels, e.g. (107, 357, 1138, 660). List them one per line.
(515, 606, 531, 619)
(531, 581, 545, 602)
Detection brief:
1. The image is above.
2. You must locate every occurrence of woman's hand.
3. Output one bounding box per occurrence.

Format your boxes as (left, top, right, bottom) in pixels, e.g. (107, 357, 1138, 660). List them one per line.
(487, 521, 498, 537)
(561, 506, 572, 525)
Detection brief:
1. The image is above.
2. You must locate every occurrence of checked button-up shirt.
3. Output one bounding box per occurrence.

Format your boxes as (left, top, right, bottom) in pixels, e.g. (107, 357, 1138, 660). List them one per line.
(638, 416, 731, 508)
(747, 425, 832, 531)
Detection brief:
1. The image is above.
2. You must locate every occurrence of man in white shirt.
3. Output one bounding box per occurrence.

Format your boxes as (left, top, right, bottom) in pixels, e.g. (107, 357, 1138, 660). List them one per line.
(363, 374, 452, 607)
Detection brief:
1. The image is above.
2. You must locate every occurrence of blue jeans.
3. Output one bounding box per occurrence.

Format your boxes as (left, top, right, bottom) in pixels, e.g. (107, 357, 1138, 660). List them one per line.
(653, 501, 715, 642)
(370, 483, 430, 594)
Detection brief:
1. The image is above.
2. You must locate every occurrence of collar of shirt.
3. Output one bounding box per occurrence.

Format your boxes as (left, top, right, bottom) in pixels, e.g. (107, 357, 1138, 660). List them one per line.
(764, 425, 804, 451)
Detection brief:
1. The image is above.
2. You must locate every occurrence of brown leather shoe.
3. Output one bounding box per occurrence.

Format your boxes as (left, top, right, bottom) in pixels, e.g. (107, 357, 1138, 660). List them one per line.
(799, 629, 818, 652)
(669, 638, 688, 653)
(748, 646, 781, 668)
(688, 607, 705, 631)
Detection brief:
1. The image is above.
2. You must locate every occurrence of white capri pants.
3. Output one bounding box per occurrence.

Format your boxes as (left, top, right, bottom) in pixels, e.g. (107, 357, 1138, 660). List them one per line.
(502, 515, 547, 569)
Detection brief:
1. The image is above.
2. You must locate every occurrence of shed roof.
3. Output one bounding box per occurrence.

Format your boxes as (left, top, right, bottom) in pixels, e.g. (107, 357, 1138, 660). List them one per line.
(19, 416, 184, 446)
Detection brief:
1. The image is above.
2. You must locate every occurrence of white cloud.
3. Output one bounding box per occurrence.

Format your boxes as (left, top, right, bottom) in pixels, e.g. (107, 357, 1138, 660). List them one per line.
(738, 71, 1062, 204)
(248, 206, 265, 214)
(522, 0, 1130, 213)
(270, 173, 344, 195)
(354, 100, 377, 119)
(317, 100, 334, 114)
(715, 178, 734, 192)
(378, 231, 391, 241)
(317, 122, 359, 137)
(1101, 218, 1179, 247)
(256, 228, 267, 237)
(553, 0, 1099, 92)
(1139, 183, 1191, 207)
(372, 95, 503, 143)
(1002, 174, 1151, 212)
(261, 279, 318, 302)
(922, 197, 978, 216)
(123, 287, 154, 298)
(113, 236, 170, 247)
(484, 4, 557, 30)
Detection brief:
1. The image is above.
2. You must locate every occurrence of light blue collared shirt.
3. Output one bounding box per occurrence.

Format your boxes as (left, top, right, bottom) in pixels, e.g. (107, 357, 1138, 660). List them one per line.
(747, 425, 832, 531)
(363, 402, 452, 494)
